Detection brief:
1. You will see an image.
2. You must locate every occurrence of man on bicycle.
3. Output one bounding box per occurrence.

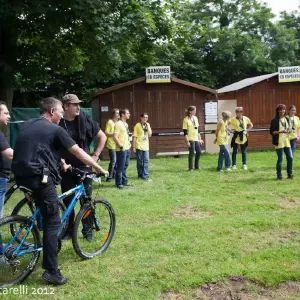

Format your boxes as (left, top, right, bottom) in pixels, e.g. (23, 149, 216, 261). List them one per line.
(59, 94, 107, 241)
(12, 97, 108, 285)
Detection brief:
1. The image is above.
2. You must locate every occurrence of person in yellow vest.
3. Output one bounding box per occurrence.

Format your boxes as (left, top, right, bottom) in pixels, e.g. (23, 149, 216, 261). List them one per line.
(113, 108, 131, 189)
(215, 111, 232, 172)
(182, 106, 204, 171)
(229, 107, 253, 170)
(286, 105, 300, 155)
(105, 109, 119, 182)
(132, 113, 152, 181)
(270, 104, 293, 180)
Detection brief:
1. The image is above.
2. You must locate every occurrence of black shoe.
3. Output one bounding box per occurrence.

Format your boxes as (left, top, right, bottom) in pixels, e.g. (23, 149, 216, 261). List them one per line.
(82, 231, 93, 242)
(106, 178, 112, 182)
(61, 232, 72, 241)
(117, 185, 124, 189)
(42, 270, 69, 285)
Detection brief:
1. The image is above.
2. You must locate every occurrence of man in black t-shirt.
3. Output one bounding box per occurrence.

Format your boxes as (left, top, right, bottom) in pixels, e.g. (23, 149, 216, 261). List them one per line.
(12, 98, 108, 285)
(0, 102, 13, 218)
(59, 94, 107, 241)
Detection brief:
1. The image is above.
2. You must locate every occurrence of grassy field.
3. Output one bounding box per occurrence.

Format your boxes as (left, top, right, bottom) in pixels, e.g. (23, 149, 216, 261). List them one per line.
(3, 150, 300, 299)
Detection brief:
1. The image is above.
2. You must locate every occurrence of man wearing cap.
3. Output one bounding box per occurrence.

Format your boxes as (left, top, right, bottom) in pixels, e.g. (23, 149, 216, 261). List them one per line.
(59, 94, 107, 241)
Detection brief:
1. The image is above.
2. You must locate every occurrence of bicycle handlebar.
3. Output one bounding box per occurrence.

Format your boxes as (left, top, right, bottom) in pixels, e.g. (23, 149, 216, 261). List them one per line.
(68, 167, 107, 178)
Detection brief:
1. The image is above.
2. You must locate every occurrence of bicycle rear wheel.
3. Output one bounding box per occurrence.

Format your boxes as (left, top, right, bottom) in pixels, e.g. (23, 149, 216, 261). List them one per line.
(72, 199, 116, 259)
(0, 216, 41, 287)
(11, 198, 68, 239)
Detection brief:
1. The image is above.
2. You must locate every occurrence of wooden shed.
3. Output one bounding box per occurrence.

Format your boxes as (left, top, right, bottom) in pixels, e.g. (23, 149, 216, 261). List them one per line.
(92, 77, 216, 157)
(213, 72, 300, 151)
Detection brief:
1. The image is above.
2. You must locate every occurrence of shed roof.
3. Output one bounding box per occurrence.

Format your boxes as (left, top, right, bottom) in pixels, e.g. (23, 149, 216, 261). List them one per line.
(217, 72, 278, 94)
(92, 77, 216, 98)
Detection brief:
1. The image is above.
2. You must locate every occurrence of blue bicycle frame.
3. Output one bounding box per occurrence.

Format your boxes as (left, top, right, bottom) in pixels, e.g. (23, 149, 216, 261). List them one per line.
(5, 183, 87, 258)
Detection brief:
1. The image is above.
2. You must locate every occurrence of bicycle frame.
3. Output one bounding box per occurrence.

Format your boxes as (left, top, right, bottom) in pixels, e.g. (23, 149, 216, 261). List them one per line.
(5, 183, 87, 258)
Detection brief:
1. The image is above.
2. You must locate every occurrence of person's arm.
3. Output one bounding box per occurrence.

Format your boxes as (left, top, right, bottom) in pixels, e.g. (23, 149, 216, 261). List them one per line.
(147, 123, 152, 138)
(182, 119, 190, 147)
(92, 130, 107, 161)
(68, 144, 107, 175)
(198, 133, 204, 145)
(105, 121, 114, 137)
(113, 132, 123, 149)
(246, 121, 253, 132)
(214, 122, 222, 143)
(132, 136, 137, 153)
(1, 148, 13, 160)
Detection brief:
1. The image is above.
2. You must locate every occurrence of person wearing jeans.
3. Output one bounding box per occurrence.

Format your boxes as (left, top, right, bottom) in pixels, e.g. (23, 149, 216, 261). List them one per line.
(270, 104, 293, 180)
(215, 111, 232, 172)
(132, 113, 152, 181)
(105, 109, 119, 182)
(114, 108, 131, 189)
(182, 106, 204, 171)
(229, 107, 253, 170)
(286, 105, 300, 155)
(0, 102, 14, 218)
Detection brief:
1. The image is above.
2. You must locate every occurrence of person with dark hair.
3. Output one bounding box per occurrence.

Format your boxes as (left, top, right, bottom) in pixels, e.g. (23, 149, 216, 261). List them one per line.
(0, 102, 13, 217)
(270, 104, 293, 180)
(59, 94, 107, 241)
(182, 106, 204, 171)
(105, 109, 119, 182)
(229, 107, 253, 170)
(113, 108, 131, 189)
(215, 111, 232, 172)
(286, 105, 300, 155)
(12, 97, 108, 285)
(132, 113, 152, 181)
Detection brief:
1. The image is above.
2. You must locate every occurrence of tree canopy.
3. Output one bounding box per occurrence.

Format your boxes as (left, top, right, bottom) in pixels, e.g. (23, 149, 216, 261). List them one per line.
(0, 0, 299, 107)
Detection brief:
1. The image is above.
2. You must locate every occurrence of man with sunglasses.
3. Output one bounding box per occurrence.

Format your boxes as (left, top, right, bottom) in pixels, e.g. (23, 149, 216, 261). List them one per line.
(59, 94, 107, 241)
(229, 107, 253, 170)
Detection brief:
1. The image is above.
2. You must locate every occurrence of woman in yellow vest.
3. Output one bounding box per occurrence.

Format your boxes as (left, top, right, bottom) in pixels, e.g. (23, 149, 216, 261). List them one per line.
(215, 111, 232, 171)
(182, 106, 204, 171)
(229, 107, 253, 170)
(105, 109, 119, 182)
(270, 104, 293, 180)
(286, 105, 300, 155)
(132, 113, 152, 181)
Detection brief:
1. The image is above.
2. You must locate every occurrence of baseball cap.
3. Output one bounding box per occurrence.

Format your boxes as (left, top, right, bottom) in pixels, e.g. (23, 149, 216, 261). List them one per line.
(62, 94, 82, 104)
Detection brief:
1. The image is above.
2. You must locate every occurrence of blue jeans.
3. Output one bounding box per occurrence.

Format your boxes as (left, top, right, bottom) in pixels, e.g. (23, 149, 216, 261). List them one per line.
(232, 143, 247, 166)
(115, 150, 131, 186)
(188, 141, 201, 170)
(136, 149, 149, 179)
(218, 145, 231, 171)
(290, 138, 297, 155)
(108, 149, 117, 179)
(276, 147, 293, 179)
(0, 178, 8, 218)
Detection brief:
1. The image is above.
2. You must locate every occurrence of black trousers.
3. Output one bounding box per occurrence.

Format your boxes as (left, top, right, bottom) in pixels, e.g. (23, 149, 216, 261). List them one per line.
(15, 176, 60, 274)
(60, 167, 92, 235)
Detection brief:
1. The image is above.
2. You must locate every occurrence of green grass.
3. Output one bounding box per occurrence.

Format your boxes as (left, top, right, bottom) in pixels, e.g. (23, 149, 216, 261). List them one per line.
(3, 151, 300, 299)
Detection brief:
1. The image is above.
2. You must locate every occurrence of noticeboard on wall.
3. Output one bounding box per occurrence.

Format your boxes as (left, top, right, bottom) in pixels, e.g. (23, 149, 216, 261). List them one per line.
(205, 101, 218, 124)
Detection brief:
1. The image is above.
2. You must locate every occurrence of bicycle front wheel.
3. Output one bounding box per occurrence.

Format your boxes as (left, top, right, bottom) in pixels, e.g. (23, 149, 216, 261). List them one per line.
(0, 215, 41, 287)
(72, 199, 116, 259)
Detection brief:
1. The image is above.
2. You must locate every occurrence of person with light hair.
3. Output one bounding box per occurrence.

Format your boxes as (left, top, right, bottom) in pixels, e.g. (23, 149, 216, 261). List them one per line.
(215, 110, 232, 172)
(229, 107, 253, 170)
(286, 105, 300, 155)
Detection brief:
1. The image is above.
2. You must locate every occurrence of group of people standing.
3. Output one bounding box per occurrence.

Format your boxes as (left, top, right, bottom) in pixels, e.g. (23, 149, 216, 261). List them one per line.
(104, 109, 152, 189)
(184, 104, 300, 180)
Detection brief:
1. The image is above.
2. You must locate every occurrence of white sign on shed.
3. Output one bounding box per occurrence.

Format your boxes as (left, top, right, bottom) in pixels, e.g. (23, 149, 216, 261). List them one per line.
(278, 66, 300, 83)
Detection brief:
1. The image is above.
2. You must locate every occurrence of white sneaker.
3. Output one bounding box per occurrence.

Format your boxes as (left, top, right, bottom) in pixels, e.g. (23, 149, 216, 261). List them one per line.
(242, 165, 248, 170)
(226, 168, 232, 172)
(232, 165, 237, 170)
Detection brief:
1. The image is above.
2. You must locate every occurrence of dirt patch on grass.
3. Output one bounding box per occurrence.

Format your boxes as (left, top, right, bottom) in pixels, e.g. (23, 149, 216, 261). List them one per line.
(162, 276, 300, 300)
(279, 196, 300, 209)
(173, 206, 213, 219)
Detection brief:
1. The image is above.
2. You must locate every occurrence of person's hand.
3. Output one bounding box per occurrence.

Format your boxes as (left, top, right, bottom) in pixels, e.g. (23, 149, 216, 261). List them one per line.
(91, 154, 99, 162)
(186, 141, 190, 147)
(61, 162, 71, 172)
(297, 136, 300, 141)
(199, 140, 204, 145)
(103, 170, 109, 178)
(213, 138, 217, 144)
(132, 147, 136, 153)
